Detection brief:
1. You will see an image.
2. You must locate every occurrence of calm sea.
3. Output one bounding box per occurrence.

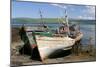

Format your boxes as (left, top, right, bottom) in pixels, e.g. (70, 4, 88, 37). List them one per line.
(11, 20, 96, 46)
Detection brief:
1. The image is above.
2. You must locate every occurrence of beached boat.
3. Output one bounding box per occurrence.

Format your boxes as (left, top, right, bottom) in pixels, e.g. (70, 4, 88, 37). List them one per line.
(20, 9, 83, 61)
(24, 29, 83, 61)
(35, 34, 75, 61)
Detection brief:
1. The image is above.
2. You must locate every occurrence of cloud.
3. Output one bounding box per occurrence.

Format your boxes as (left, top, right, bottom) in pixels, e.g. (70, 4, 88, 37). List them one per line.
(83, 6, 95, 19)
(85, 6, 95, 14)
(50, 4, 68, 18)
(76, 6, 95, 20)
(50, 4, 67, 9)
(50, 4, 95, 20)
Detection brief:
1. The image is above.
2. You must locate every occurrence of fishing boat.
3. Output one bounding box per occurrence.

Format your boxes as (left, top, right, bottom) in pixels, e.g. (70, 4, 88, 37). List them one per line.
(20, 9, 83, 61)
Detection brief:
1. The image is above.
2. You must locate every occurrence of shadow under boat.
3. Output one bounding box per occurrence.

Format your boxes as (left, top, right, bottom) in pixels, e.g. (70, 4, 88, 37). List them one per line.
(19, 45, 41, 61)
(48, 49, 71, 59)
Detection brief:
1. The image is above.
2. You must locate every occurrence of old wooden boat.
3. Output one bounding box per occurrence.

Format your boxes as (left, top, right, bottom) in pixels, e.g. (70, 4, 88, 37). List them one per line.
(25, 29, 83, 61)
(20, 9, 83, 61)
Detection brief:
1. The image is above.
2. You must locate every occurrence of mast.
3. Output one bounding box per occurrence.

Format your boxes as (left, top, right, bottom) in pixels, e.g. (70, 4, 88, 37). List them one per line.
(64, 9, 70, 36)
(39, 9, 45, 27)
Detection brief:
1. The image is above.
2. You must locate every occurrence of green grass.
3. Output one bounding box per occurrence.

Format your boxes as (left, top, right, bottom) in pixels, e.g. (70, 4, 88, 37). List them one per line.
(12, 18, 60, 23)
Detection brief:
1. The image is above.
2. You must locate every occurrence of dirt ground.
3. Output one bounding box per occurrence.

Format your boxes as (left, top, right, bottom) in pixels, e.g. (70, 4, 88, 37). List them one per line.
(11, 42, 96, 66)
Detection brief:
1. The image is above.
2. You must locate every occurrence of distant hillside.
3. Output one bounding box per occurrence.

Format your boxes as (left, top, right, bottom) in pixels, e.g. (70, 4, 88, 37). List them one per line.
(12, 18, 59, 24)
(11, 18, 96, 25)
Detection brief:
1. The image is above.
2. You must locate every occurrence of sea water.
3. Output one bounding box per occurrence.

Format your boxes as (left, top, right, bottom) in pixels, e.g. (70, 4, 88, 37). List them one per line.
(11, 20, 96, 46)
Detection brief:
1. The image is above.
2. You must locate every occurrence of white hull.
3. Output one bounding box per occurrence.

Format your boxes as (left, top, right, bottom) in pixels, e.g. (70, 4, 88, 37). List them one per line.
(26, 31, 83, 61)
(35, 35, 75, 61)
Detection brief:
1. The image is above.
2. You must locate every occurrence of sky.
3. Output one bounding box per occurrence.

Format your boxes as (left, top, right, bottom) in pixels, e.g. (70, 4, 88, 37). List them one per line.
(12, 1, 96, 20)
